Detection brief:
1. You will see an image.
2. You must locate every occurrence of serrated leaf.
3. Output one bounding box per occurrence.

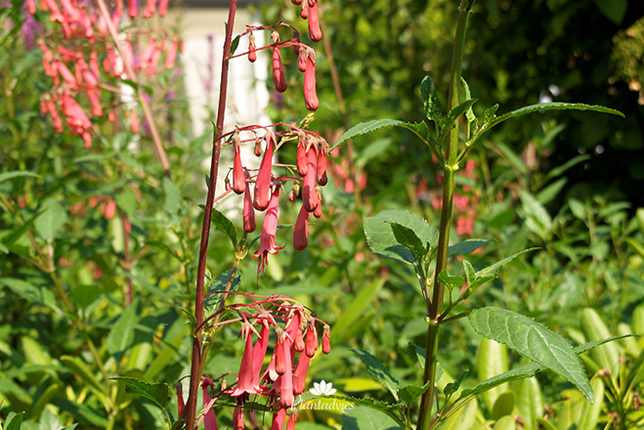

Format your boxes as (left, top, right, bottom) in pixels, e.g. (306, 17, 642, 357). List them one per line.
(484, 104, 499, 124)
(463, 260, 476, 286)
(445, 369, 469, 398)
(476, 248, 537, 279)
(421, 76, 443, 122)
(440, 99, 478, 131)
(469, 307, 593, 402)
(448, 239, 491, 257)
(389, 222, 427, 261)
(35, 198, 67, 244)
(398, 383, 429, 404)
(460, 78, 476, 124)
(332, 119, 403, 150)
(437, 271, 465, 290)
(210, 208, 237, 248)
(364, 210, 438, 265)
(473, 102, 624, 146)
(204, 269, 241, 314)
(108, 376, 169, 411)
(0, 171, 41, 183)
(351, 349, 399, 401)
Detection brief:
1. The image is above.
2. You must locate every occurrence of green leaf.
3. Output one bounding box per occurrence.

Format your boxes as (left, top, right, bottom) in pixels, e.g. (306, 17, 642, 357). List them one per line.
(536, 178, 568, 205)
(59, 356, 106, 402)
(351, 349, 399, 401)
(476, 337, 508, 411)
(230, 34, 241, 56)
(459, 78, 476, 127)
(440, 99, 478, 131)
(35, 198, 67, 244)
(332, 119, 403, 150)
(493, 415, 516, 430)
(108, 376, 169, 412)
(444, 369, 469, 399)
(106, 299, 139, 355)
(462, 260, 476, 286)
(483, 104, 499, 124)
(437, 271, 465, 290)
(545, 155, 590, 180)
(398, 383, 429, 404)
(521, 193, 552, 239)
(341, 404, 404, 430)
(356, 138, 393, 169)
(332, 279, 384, 346)
(67, 285, 102, 309)
(469, 307, 593, 402)
(569, 199, 586, 220)
(491, 391, 515, 420)
(0, 171, 41, 184)
(4, 412, 24, 430)
(115, 189, 138, 217)
(473, 102, 624, 146)
(211, 208, 238, 248)
(577, 378, 604, 430)
(162, 177, 181, 214)
(0, 277, 60, 313)
(204, 269, 241, 314)
(389, 222, 427, 261)
(421, 76, 443, 122)
(145, 240, 183, 261)
(580, 308, 620, 372)
(475, 248, 537, 279)
(363, 210, 438, 265)
(448, 239, 491, 257)
(594, 0, 626, 24)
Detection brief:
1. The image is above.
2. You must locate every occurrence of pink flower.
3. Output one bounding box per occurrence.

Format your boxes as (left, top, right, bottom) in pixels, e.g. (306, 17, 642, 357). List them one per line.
(293, 351, 311, 395)
(165, 39, 178, 70)
(296, 131, 307, 176)
(302, 142, 319, 212)
(271, 32, 287, 93)
(322, 324, 331, 354)
(243, 170, 256, 233)
(253, 182, 285, 272)
(317, 140, 328, 185)
(252, 315, 272, 377)
(307, 0, 322, 42)
(303, 52, 319, 111)
(230, 322, 262, 397)
(286, 409, 297, 430)
(305, 316, 318, 358)
(233, 406, 244, 430)
(201, 376, 219, 430)
(270, 408, 287, 430)
(175, 381, 185, 419)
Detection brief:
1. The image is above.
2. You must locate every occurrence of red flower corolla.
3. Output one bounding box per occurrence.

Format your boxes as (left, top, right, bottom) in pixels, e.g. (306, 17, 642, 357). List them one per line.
(253, 182, 284, 272)
(302, 142, 319, 212)
(232, 133, 245, 194)
(322, 324, 331, 354)
(286, 410, 297, 430)
(248, 33, 257, 63)
(254, 130, 274, 211)
(271, 32, 287, 93)
(175, 381, 185, 419)
(230, 322, 262, 397)
(270, 408, 287, 430)
(307, 0, 322, 42)
(201, 376, 219, 430)
(243, 170, 256, 233)
(303, 52, 319, 111)
(293, 205, 309, 251)
(293, 351, 311, 395)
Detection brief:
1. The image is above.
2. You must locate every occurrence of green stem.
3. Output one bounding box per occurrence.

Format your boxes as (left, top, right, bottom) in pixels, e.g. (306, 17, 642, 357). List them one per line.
(417, 2, 472, 429)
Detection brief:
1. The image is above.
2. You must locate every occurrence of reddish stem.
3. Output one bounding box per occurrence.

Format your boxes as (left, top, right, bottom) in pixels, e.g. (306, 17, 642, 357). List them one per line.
(183, 0, 238, 428)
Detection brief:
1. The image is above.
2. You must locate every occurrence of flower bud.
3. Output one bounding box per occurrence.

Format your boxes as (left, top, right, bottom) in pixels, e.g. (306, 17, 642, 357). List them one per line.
(165, 39, 178, 70)
(302, 141, 319, 212)
(308, 0, 322, 42)
(271, 32, 287, 93)
(292, 30, 300, 56)
(317, 140, 328, 185)
(313, 188, 323, 219)
(254, 137, 262, 156)
(297, 47, 307, 73)
(300, 0, 308, 19)
(322, 325, 331, 354)
(243, 171, 256, 233)
(305, 317, 318, 358)
(275, 328, 288, 375)
(303, 54, 319, 111)
(248, 33, 257, 63)
(296, 131, 307, 176)
(225, 177, 232, 192)
(232, 133, 245, 194)
(288, 182, 300, 202)
(293, 205, 309, 251)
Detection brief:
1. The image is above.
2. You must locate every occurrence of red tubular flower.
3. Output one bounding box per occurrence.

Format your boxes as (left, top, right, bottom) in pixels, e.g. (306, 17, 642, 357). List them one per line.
(271, 33, 287, 93)
(297, 47, 307, 73)
(89, 51, 100, 80)
(232, 133, 245, 194)
(165, 39, 178, 70)
(293, 205, 309, 251)
(233, 407, 244, 430)
(130, 108, 139, 134)
(285, 308, 304, 352)
(138, 38, 156, 71)
(305, 317, 318, 358)
(27, 0, 36, 14)
(243, 170, 256, 233)
(143, 0, 156, 17)
(230, 323, 262, 397)
(292, 351, 311, 395)
(322, 324, 331, 354)
(158, 0, 169, 16)
(54, 60, 78, 88)
(46, 99, 63, 132)
(253, 182, 285, 272)
(278, 347, 294, 408)
(253, 316, 272, 376)
(296, 132, 307, 176)
(271, 408, 287, 430)
(175, 381, 185, 419)
(147, 46, 162, 76)
(87, 88, 103, 116)
(274, 328, 288, 375)
(286, 410, 297, 430)
(248, 33, 257, 63)
(313, 189, 323, 219)
(253, 130, 274, 211)
(128, 0, 137, 17)
(317, 140, 328, 185)
(308, 1, 322, 42)
(302, 142, 319, 212)
(303, 53, 319, 111)
(201, 377, 219, 430)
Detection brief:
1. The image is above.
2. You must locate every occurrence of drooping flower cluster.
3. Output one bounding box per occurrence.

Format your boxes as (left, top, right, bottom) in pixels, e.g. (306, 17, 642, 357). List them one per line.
(176, 294, 331, 429)
(224, 126, 330, 273)
(30, 0, 181, 147)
